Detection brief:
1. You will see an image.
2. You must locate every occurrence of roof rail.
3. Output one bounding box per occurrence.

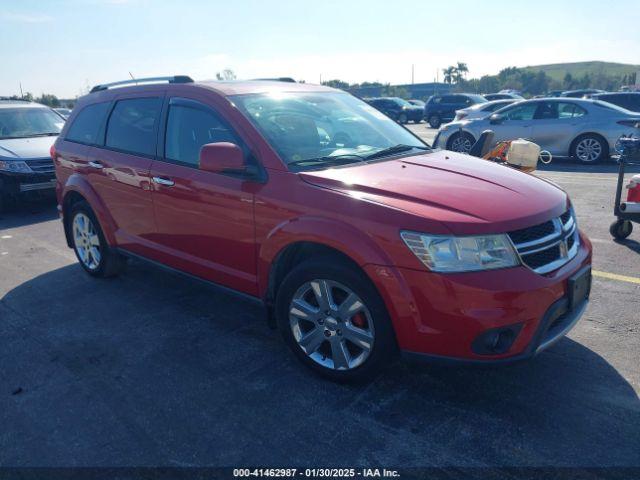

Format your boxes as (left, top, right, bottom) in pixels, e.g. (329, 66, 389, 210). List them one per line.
(252, 77, 296, 83)
(90, 75, 194, 93)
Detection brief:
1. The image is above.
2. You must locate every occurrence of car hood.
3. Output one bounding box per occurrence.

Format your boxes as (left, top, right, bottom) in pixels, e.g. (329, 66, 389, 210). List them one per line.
(299, 150, 567, 235)
(0, 136, 58, 159)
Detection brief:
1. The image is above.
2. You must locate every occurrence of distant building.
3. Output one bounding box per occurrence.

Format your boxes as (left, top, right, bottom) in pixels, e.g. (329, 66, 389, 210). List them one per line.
(350, 82, 452, 99)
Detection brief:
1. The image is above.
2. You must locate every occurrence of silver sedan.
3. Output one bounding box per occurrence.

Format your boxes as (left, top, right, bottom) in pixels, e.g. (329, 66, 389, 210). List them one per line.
(433, 98, 640, 163)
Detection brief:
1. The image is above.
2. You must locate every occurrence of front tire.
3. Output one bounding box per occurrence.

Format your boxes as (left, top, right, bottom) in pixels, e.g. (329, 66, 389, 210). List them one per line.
(572, 134, 609, 163)
(447, 131, 476, 153)
(398, 113, 408, 124)
(428, 115, 441, 129)
(69, 201, 124, 277)
(275, 258, 396, 382)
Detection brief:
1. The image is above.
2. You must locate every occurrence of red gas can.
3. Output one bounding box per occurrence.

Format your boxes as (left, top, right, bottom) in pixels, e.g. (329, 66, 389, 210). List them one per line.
(627, 174, 640, 202)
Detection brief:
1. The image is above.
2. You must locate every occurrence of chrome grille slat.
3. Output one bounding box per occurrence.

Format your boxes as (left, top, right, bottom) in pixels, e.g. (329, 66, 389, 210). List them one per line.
(509, 209, 579, 274)
(25, 157, 55, 174)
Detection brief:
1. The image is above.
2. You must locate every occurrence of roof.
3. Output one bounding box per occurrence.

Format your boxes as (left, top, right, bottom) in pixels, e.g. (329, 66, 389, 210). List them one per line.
(196, 80, 336, 96)
(0, 100, 49, 109)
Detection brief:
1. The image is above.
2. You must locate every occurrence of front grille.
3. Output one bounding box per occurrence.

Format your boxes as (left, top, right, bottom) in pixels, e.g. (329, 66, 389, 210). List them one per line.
(25, 157, 55, 174)
(509, 220, 555, 245)
(508, 209, 579, 274)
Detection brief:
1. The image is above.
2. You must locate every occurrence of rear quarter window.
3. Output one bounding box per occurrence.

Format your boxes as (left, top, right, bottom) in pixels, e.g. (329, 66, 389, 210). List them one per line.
(65, 102, 111, 144)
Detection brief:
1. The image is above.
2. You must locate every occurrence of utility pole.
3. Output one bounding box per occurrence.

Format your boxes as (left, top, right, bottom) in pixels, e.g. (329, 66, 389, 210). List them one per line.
(319, 73, 322, 85)
(411, 64, 414, 84)
(19, 82, 23, 99)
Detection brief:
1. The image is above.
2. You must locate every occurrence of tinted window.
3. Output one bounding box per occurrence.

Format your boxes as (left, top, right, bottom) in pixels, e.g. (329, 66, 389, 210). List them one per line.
(557, 102, 587, 119)
(534, 102, 559, 120)
(105, 98, 162, 156)
(504, 103, 537, 120)
(66, 102, 110, 144)
(165, 104, 239, 167)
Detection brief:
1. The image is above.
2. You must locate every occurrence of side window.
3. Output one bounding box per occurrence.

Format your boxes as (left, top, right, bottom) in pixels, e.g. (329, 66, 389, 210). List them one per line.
(65, 102, 111, 144)
(105, 98, 162, 156)
(534, 102, 559, 120)
(165, 103, 240, 167)
(504, 103, 537, 121)
(557, 103, 586, 119)
(440, 96, 455, 103)
(431, 97, 442, 104)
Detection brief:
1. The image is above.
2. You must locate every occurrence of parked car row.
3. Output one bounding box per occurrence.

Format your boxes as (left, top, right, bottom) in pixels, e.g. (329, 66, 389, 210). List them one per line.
(365, 97, 424, 124)
(433, 97, 640, 163)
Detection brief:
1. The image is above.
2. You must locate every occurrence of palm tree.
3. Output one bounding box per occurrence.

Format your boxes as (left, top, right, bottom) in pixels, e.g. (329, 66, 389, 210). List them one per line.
(455, 62, 469, 82)
(442, 66, 457, 84)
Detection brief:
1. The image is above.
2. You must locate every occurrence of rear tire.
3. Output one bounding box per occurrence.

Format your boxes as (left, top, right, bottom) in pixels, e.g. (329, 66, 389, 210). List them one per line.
(69, 201, 125, 277)
(610, 219, 633, 240)
(571, 134, 609, 163)
(275, 257, 396, 382)
(428, 115, 441, 129)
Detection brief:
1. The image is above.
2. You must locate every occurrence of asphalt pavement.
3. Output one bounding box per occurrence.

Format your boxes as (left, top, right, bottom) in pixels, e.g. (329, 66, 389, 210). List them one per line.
(0, 131, 638, 468)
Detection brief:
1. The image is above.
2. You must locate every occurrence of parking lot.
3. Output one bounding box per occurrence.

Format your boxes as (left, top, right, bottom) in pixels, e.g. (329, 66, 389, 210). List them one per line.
(1, 130, 639, 468)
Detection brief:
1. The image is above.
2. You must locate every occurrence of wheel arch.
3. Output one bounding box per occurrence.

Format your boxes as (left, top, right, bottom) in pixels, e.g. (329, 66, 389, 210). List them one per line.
(258, 216, 395, 305)
(445, 129, 477, 150)
(61, 174, 117, 247)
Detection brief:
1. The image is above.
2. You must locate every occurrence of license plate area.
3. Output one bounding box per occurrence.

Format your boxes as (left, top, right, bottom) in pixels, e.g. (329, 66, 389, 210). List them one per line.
(568, 266, 591, 311)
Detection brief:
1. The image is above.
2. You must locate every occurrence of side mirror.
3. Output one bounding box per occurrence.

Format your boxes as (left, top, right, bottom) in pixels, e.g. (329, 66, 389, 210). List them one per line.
(199, 142, 245, 174)
(489, 113, 504, 125)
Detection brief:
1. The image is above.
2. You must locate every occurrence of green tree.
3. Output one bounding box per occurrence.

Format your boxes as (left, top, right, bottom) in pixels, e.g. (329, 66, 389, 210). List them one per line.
(321, 79, 350, 90)
(216, 69, 236, 81)
(442, 66, 456, 84)
(35, 93, 60, 107)
(455, 62, 469, 82)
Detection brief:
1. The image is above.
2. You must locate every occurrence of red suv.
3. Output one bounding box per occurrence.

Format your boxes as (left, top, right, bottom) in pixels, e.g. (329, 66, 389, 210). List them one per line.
(52, 76, 592, 381)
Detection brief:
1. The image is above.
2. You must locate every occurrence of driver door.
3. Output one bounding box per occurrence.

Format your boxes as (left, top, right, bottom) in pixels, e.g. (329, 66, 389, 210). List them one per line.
(491, 102, 537, 142)
(148, 97, 259, 296)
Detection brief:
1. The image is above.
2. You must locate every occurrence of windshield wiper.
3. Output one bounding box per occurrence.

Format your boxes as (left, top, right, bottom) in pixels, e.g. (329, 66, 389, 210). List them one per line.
(25, 132, 60, 137)
(288, 153, 367, 169)
(364, 144, 429, 161)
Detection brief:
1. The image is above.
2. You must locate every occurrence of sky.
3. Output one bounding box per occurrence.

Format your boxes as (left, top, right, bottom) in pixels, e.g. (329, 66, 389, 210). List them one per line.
(1, 0, 639, 98)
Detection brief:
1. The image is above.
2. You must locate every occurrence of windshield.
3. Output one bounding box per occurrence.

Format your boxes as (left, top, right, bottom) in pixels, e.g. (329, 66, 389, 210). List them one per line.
(0, 108, 64, 139)
(232, 92, 428, 170)
(392, 97, 412, 107)
(468, 94, 488, 104)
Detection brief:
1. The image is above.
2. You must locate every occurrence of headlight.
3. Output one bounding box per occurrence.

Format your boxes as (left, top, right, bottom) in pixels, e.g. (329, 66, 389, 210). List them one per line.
(400, 231, 519, 272)
(0, 160, 32, 173)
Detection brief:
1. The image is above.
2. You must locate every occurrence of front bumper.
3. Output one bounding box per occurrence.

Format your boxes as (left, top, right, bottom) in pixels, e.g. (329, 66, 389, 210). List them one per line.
(0, 172, 56, 195)
(364, 231, 592, 363)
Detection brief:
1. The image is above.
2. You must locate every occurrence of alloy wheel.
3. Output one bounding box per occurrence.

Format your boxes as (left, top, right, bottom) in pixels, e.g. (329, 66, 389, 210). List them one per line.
(450, 134, 473, 153)
(72, 212, 101, 270)
(289, 279, 375, 371)
(575, 137, 603, 162)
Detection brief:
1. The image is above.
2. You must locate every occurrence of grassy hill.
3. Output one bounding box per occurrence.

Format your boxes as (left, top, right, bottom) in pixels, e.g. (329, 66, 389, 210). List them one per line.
(523, 61, 639, 82)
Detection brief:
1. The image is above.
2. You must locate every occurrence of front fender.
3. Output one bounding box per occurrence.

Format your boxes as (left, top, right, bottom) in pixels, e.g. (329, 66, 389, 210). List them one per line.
(62, 173, 117, 246)
(257, 215, 395, 297)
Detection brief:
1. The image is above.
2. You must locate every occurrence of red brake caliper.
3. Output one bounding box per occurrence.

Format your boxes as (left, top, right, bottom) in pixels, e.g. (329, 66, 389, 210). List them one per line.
(351, 312, 367, 328)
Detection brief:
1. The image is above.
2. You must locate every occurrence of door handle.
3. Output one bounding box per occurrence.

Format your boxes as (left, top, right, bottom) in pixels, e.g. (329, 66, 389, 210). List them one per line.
(88, 161, 104, 169)
(152, 176, 175, 187)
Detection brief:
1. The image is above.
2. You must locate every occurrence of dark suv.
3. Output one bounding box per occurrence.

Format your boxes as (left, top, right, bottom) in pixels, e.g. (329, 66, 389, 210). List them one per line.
(366, 97, 423, 124)
(588, 92, 640, 113)
(424, 93, 487, 128)
(0, 100, 64, 210)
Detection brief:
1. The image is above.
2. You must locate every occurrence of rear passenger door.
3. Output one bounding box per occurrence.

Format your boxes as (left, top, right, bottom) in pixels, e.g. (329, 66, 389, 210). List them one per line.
(530, 101, 585, 155)
(148, 96, 258, 295)
(88, 95, 162, 255)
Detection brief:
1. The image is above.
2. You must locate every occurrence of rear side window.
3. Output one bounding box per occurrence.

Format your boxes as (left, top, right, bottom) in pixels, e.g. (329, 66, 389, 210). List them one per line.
(105, 98, 162, 156)
(165, 104, 240, 167)
(558, 102, 587, 119)
(65, 102, 110, 144)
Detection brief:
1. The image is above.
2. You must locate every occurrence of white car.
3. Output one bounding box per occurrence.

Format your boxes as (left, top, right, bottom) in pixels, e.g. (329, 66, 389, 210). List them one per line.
(454, 99, 519, 121)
